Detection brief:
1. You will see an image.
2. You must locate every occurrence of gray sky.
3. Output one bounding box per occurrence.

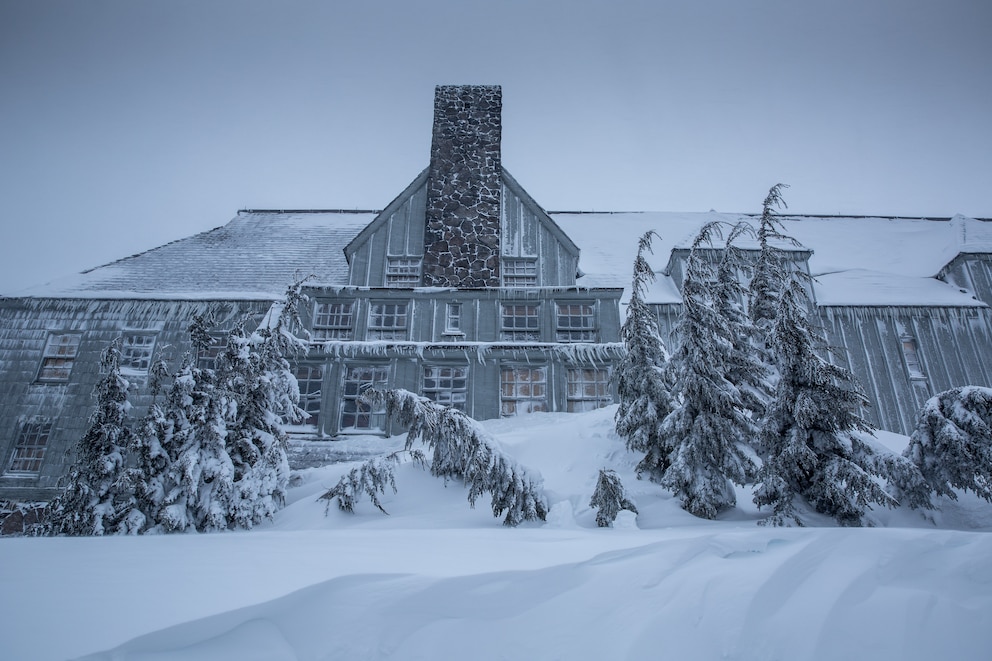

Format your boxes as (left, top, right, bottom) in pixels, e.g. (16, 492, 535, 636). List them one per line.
(2, 0, 990, 293)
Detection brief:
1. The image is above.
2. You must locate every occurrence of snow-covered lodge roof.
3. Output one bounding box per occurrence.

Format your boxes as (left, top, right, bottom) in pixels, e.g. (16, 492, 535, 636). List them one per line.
(6, 209, 990, 308)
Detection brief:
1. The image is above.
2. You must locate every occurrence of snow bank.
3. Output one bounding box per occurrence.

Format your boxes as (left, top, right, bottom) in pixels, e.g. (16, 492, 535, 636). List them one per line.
(1, 406, 990, 661)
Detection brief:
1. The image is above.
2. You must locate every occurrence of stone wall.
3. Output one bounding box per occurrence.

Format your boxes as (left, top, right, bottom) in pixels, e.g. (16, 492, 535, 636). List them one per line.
(423, 85, 502, 287)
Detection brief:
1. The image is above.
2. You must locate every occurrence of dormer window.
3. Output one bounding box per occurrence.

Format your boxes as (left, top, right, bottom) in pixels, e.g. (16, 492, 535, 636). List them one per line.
(386, 257, 422, 287)
(502, 258, 538, 287)
(900, 335, 926, 380)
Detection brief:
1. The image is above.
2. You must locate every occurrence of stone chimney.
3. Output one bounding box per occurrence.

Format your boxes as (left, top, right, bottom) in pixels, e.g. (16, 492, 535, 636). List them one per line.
(422, 85, 502, 287)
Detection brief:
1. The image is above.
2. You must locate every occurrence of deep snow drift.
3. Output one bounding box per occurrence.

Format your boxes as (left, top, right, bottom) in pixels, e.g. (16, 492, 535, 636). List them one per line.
(2, 406, 990, 660)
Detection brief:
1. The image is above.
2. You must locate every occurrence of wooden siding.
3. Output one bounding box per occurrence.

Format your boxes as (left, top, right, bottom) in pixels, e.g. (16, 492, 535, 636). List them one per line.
(0, 298, 272, 498)
(941, 254, 992, 308)
(500, 177, 580, 287)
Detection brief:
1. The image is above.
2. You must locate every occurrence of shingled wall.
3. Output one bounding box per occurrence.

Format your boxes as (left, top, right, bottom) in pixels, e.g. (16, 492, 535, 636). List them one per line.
(423, 85, 502, 287)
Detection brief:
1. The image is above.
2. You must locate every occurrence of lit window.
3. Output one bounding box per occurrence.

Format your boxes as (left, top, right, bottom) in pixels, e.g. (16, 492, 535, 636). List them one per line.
(313, 302, 354, 340)
(901, 335, 926, 380)
(501, 304, 540, 341)
(423, 366, 468, 410)
(386, 257, 422, 287)
(292, 364, 323, 427)
(368, 302, 408, 340)
(340, 365, 389, 430)
(445, 303, 462, 334)
(502, 258, 538, 287)
(500, 367, 547, 416)
(566, 368, 612, 412)
(37, 334, 81, 382)
(6, 421, 52, 474)
(557, 303, 596, 342)
(120, 333, 156, 373)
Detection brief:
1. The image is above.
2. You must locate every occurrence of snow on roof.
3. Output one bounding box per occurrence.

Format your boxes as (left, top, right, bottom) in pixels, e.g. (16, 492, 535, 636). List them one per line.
(551, 212, 990, 307)
(11, 212, 376, 300)
(4, 207, 989, 309)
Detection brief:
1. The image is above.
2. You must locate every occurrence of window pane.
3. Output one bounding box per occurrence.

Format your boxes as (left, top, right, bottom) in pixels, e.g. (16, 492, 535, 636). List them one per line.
(7, 421, 52, 474)
(566, 368, 611, 412)
(500, 367, 547, 416)
(313, 302, 354, 341)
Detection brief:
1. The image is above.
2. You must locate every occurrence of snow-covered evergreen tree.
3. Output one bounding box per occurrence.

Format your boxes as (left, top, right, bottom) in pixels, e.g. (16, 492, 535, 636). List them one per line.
(326, 389, 547, 526)
(903, 386, 992, 504)
(748, 183, 794, 338)
(589, 469, 638, 527)
(614, 231, 676, 479)
(218, 282, 307, 528)
(126, 357, 175, 532)
(659, 222, 759, 518)
(42, 339, 140, 535)
(320, 450, 425, 515)
(715, 221, 772, 421)
(754, 277, 895, 526)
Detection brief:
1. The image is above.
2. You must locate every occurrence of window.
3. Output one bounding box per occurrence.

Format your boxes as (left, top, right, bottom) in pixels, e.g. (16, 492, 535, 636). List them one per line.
(293, 364, 323, 427)
(313, 302, 354, 341)
(501, 304, 540, 341)
(502, 258, 538, 287)
(37, 333, 81, 382)
(386, 257, 422, 286)
(444, 303, 462, 334)
(423, 366, 468, 410)
(557, 303, 596, 342)
(368, 302, 408, 340)
(566, 368, 612, 412)
(196, 335, 227, 371)
(901, 335, 926, 380)
(120, 333, 156, 373)
(500, 367, 547, 416)
(340, 365, 389, 431)
(6, 421, 52, 474)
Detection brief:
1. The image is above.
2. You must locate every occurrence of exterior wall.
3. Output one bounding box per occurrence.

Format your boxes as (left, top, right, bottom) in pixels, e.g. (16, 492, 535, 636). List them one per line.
(347, 177, 429, 287)
(300, 286, 624, 437)
(821, 306, 992, 435)
(0, 298, 272, 500)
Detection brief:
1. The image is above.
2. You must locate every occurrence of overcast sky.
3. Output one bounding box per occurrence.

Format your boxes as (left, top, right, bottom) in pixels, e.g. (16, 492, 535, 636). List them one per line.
(1, 0, 990, 293)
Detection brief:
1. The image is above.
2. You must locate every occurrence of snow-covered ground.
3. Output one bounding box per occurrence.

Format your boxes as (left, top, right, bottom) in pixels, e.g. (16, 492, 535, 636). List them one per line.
(2, 406, 991, 660)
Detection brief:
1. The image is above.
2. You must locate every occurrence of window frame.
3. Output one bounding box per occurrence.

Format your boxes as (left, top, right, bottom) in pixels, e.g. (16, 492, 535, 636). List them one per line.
(423, 365, 469, 410)
(501, 303, 541, 341)
(556, 302, 597, 342)
(502, 258, 538, 287)
(565, 367, 612, 412)
(291, 363, 323, 428)
(339, 365, 390, 431)
(367, 301, 409, 341)
(500, 366, 548, 417)
(313, 301, 355, 341)
(6, 420, 53, 475)
(119, 332, 157, 374)
(36, 333, 81, 383)
(444, 302, 462, 335)
(385, 257, 423, 287)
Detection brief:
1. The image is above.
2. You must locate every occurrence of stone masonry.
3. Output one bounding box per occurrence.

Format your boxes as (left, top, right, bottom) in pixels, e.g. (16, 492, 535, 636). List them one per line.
(423, 85, 502, 287)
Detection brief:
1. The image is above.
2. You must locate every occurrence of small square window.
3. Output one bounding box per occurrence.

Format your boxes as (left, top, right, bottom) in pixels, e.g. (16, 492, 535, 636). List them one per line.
(557, 303, 596, 342)
(500, 367, 547, 416)
(566, 368, 612, 412)
(386, 257, 422, 287)
(37, 333, 81, 382)
(196, 335, 227, 372)
(368, 302, 408, 340)
(313, 302, 354, 341)
(423, 365, 468, 410)
(120, 333, 156, 373)
(501, 304, 540, 341)
(6, 421, 52, 474)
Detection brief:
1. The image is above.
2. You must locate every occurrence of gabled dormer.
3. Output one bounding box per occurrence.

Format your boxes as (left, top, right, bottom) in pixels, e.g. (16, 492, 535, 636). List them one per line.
(343, 85, 582, 289)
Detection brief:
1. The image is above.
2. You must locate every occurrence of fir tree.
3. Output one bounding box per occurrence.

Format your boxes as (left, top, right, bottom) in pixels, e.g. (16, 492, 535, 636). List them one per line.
(754, 277, 895, 526)
(219, 282, 307, 528)
(748, 183, 794, 337)
(42, 339, 140, 535)
(325, 389, 548, 526)
(903, 386, 992, 504)
(126, 357, 175, 532)
(614, 231, 676, 479)
(589, 469, 638, 527)
(659, 222, 759, 518)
